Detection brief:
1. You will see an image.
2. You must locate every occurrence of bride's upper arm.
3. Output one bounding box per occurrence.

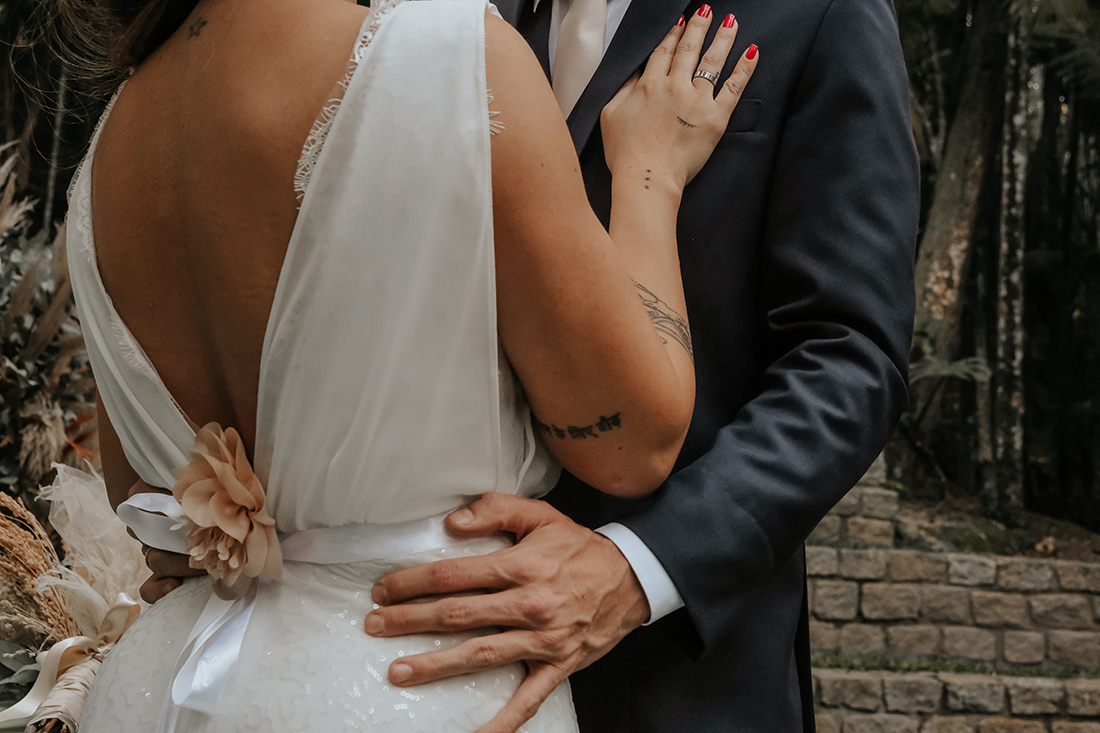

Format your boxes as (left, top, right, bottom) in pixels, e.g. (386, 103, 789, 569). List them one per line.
(483, 17, 689, 497)
(96, 391, 143, 512)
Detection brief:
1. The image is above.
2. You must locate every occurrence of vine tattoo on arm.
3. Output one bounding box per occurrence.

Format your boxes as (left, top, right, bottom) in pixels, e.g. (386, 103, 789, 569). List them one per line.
(532, 413, 622, 441)
(634, 282, 694, 361)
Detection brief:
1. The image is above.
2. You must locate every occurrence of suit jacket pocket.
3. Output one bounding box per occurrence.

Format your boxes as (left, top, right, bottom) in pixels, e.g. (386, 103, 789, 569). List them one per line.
(725, 99, 762, 134)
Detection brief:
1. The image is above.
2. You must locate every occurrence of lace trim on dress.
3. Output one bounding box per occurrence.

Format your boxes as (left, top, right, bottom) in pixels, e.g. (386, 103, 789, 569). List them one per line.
(293, 0, 404, 203)
(293, 0, 503, 203)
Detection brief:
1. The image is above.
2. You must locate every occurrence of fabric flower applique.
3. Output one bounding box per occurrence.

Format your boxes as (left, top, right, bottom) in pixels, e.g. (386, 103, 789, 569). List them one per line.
(172, 423, 282, 600)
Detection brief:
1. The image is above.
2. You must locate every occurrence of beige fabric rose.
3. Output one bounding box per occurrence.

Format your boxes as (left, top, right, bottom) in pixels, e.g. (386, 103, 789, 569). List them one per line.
(172, 424, 282, 600)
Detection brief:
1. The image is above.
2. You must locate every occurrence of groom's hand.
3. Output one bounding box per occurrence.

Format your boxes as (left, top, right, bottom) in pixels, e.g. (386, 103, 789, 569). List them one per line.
(365, 492, 649, 733)
(127, 479, 206, 602)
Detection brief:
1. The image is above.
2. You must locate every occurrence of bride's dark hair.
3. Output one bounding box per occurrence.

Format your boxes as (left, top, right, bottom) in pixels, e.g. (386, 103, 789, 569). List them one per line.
(38, 0, 200, 94)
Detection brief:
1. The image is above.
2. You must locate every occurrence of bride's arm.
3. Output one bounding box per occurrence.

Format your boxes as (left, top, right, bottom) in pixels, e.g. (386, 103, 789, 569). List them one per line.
(486, 12, 756, 498)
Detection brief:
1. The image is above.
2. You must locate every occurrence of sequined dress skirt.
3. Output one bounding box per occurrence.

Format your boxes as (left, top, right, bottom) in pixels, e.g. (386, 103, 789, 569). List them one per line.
(80, 537, 578, 733)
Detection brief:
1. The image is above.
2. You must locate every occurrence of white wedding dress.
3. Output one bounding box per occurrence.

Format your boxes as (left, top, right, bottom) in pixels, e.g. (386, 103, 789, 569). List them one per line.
(65, 0, 578, 730)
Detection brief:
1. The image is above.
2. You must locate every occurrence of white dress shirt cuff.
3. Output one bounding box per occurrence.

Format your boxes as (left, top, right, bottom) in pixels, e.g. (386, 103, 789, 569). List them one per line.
(595, 522, 685, 625)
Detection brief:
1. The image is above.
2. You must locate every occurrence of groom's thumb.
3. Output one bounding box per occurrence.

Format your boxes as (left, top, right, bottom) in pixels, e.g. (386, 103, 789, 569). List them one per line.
(446, 492, 554, 538)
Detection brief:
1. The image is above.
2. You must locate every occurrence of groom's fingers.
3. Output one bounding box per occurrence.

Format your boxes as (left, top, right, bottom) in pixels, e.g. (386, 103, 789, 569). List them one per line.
(372, 552, 512, 605)
(475, 662, 567, 733)
(385, 629, 541, 685)
(367, 590, 510, 635)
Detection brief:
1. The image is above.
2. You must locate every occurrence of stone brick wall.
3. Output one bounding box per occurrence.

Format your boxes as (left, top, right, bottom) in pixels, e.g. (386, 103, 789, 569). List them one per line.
(813, 669, 1100, 733)
(806, 467, 1100, 729)
(807, 547, 1100, 671)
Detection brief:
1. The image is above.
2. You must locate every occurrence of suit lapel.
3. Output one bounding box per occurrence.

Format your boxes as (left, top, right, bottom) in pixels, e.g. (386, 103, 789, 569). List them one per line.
(493, 0, 522, 26)
(565, 0, 695, 152)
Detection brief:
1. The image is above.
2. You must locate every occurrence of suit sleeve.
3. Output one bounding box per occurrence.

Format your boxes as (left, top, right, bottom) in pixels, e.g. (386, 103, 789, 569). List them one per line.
(617, 0, 920, 654)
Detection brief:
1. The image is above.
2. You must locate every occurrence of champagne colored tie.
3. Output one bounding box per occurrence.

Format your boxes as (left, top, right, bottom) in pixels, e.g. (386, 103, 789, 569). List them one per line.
(553, 0, 607, 117)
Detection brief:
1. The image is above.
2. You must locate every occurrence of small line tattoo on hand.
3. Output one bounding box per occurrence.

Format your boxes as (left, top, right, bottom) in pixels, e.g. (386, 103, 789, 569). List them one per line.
(634, 282, 694, 361)
(188, 18, 208, 38)
(533, 413, 622, 440)
(677, 117, 697, 128)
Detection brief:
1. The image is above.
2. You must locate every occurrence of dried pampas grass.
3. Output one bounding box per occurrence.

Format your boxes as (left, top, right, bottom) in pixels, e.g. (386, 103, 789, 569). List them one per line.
(0, 492, 79, 650)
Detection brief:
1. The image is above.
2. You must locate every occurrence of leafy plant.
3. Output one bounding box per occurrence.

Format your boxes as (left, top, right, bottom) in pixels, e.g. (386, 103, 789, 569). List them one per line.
(0, 142, 97, 518)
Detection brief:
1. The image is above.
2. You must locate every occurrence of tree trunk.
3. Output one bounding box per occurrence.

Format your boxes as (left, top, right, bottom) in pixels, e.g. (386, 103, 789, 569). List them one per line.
(913, 0, 1004, 357)
(990, 15, 1030, 526)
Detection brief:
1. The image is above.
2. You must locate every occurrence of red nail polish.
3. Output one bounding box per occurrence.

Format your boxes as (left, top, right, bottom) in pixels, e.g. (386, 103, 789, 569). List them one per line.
(676, 15, 685, 27)
(746, 44, 758, 60)
(697, 4, 712, 18)
(722, 14, 736, 28)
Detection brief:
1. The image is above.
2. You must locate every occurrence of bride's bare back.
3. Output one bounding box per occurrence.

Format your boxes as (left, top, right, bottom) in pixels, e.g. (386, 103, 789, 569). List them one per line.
(93, 0, 371, 448)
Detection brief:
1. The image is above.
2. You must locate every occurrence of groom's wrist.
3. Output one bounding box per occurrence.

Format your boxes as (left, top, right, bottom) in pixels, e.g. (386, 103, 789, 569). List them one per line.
(595, 522, 685, 624)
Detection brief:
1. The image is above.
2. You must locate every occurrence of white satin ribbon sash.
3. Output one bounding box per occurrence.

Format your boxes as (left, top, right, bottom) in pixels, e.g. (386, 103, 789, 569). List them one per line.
(117, 492, 474, 733)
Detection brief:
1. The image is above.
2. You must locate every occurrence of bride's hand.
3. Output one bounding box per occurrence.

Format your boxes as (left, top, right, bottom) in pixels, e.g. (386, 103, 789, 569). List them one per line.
(600, 6, 758, 189)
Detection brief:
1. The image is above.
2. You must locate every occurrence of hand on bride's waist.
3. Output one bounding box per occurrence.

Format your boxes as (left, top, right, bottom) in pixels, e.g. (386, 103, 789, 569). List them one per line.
(125, 480, 207, 604)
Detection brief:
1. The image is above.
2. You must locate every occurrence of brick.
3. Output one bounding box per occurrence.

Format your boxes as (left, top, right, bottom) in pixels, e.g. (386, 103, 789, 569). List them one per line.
(942, 626, 998, 661)
(858, 454, 888, 488)
(807, 546, 839, 577)
(949, 555, 997, 586)
(809, 515, 841, 545)
(923, 585, 974, 624)
(839, 623, 887, 655)
(813, 580, 860, 621)
(942, 674, 1006, 713)
(1002, 630, 1045, 664)
(1052, 724, 1100, 733)
(815, 712, 842, 733)
(1065, 678, 1100, 717)
(972, 591, 1031, 629)
(845, 713, 920, 733)
(1056, 561, 1100, 593)
(1047, 630, 1100, 669)
(848, 517, 895, 548)
(862, 583, 922, 621)
(1005, 676, 1065, 715)
(884, 673, 943, 713)
(978, 719, 1046, 733)
(1029, 594, 1095, 630)
(922, 717, 977, 733)
(815, 669, 883, 711)
(889, 551, 948, 583)
(839, 549, 888, 580)
(810, 620, 840, 651)
(861, 488, 900, 520)
(887, 625, 942, 656)
(832, 488, 861, 517)
(998, 559, 1056, 591)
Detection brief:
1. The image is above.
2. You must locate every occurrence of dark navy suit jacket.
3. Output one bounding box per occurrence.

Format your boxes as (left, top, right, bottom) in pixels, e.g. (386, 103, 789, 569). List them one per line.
(492, 0, 920, 730)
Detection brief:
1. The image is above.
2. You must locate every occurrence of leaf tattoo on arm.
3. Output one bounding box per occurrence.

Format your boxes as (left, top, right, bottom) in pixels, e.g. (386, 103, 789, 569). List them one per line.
(634, 282, 693, 361)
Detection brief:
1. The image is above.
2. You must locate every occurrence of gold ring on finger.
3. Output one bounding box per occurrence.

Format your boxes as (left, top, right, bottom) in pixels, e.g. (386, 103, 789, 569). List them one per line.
(692, 69, 719, 87)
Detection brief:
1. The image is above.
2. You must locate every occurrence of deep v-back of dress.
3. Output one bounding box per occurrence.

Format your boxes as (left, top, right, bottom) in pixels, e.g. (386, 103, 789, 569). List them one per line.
(68, 1, 575, 730)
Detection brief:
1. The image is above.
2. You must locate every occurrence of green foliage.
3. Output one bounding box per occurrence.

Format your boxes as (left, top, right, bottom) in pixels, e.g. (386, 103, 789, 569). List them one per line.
(0, 640, 38, 710)
(909, 320, 993, 386)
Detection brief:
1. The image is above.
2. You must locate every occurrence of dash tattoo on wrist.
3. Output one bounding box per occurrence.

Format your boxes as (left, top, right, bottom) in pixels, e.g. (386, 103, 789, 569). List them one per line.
(634, 282, 694, 361)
